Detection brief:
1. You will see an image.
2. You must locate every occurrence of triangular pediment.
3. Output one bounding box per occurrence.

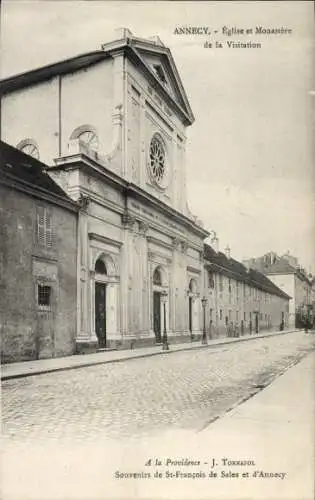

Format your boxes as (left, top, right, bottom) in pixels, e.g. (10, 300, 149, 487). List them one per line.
(130, 39, 194, 124)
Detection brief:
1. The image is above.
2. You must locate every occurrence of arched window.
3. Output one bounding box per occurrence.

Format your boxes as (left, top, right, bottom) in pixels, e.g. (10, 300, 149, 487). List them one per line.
(189, 279, 197, 293)
(95, 259, 107, 275)
(16, 139, 40, 159)
(70, 125, 99, 150)
(153, 268, 162, 286)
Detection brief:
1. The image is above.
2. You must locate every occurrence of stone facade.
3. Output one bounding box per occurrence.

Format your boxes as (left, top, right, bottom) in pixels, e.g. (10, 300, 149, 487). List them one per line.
(0, 30, 292, 356)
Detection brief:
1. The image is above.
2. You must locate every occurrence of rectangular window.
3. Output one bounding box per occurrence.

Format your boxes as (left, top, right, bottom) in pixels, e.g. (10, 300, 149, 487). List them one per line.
(219, 309, 223, 320)
(219, 275, 223, 292)
(243, 284, 246, 297)
(210, 308, 213, 320)
(36, 206, 54, 249)
(208, 271, 215, 289)
(228, 279, 232, 294)
(38, 284, 51, 306)
(244, 312, 246, 321)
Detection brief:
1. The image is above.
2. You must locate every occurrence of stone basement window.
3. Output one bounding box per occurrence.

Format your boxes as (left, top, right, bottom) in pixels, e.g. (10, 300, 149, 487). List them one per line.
(37, 284, 51, 307)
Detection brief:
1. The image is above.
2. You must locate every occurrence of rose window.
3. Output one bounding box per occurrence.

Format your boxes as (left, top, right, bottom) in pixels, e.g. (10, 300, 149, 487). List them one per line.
(149, 136, 166, 183)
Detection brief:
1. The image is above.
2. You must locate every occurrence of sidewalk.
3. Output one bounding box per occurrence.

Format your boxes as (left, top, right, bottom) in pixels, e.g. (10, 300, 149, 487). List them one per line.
(1, 328, 298, 380)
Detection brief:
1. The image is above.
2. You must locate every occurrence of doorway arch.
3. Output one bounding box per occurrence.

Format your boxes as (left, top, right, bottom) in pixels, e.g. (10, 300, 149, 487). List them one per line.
(93, 253, 118, 349)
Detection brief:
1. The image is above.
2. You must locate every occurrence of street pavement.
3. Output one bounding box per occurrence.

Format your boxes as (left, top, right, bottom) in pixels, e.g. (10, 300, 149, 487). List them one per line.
(1, 328, 297, 380)
(1, 330, 315, 500)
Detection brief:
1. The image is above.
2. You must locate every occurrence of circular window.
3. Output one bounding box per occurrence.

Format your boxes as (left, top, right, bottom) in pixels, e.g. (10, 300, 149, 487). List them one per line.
(149, 135, 166, 184)
(78, 130, 99, 150)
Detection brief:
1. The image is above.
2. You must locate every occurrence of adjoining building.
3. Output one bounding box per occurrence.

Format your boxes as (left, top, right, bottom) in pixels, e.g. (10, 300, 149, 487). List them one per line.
(0, 141, 78, 362)
(243, 252, 313, 328)
(204, 244, 290, 338)
(0, 29, 292, 359)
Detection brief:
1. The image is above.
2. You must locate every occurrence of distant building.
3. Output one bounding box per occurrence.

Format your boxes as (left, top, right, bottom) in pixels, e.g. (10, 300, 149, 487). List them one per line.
(243, 252, 313, 328)
(0, 141, 78, 362)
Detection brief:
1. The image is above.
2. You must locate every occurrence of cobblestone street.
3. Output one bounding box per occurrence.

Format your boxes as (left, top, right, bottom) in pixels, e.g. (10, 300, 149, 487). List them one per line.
(2, 331, 315, 444)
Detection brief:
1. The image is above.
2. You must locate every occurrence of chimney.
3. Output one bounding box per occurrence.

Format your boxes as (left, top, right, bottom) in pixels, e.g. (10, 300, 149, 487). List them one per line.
(148, 35, 164, 46)
(211, 235, 219, 253)
(115, 27, 133, 39)
(225, 245, 231, 259)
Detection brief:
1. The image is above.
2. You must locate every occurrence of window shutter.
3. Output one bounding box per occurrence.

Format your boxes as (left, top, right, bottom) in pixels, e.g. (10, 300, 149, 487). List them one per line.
(45, 210, 53, 248)
(36, 206, 54, 249)
(37, 207, 45, 247)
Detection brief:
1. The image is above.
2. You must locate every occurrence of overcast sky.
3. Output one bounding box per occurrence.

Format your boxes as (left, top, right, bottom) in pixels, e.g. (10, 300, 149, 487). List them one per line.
(1, 1, 314, 272)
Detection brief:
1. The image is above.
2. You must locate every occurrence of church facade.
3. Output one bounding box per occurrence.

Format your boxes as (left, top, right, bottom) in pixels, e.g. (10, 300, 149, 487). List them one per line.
(1, 29, 209, 352)
(0, 29, 291, 359)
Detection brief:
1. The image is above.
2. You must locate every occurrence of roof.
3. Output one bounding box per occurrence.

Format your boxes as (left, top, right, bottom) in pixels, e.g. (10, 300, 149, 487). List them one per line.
(0, 140, 78, 210)
(204, 243, 291, 299)
(0, 33, 194, 126)
(247, 254, 313, 286)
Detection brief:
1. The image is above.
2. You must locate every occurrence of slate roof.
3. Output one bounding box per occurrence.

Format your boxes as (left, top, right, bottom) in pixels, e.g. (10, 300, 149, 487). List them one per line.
(0, 140, 78, 209)
(204, 243, 290, 299)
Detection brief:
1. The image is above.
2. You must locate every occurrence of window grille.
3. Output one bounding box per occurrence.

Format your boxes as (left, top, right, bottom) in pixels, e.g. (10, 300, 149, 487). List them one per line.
(38, 284, 51, 306)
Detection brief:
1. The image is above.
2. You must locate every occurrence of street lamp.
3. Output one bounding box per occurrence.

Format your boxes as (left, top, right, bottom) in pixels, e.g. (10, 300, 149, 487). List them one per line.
(201, 296, 208, 345)
(161, 290, 169, 351)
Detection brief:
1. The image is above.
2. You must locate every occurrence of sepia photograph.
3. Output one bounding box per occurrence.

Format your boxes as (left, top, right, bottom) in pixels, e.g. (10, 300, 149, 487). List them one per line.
(1, 1, 314, 499)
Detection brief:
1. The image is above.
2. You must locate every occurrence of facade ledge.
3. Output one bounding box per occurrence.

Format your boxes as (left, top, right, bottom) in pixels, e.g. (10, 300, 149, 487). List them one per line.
(88, 232, 123, 248)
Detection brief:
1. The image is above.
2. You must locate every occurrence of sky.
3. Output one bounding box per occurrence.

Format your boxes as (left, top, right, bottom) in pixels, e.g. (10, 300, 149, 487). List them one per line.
(1, 0, 314, 272)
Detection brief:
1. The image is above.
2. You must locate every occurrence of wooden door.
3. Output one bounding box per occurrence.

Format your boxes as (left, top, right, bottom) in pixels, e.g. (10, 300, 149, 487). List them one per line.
(153, 291, 161, 343)
(95, 282, 106, 347)
(189, 297, 192, 333)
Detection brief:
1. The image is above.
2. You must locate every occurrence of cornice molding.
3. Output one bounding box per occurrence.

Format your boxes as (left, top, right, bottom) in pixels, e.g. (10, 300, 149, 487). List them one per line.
(88, 232, 123, 248)
(0, 173, 79, 213)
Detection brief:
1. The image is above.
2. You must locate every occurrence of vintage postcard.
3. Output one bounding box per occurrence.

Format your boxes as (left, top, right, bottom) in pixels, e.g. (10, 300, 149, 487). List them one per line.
(1, 1, 314, 499)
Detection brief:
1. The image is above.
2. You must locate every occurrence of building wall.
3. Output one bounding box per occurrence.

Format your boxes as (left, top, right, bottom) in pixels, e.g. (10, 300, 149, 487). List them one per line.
(203, 269, 289, 338)
(1, 78, 60, 165)
(1, 59, 114, 167)
(0, 184, 77, 362)
(266, 273, 295, 326)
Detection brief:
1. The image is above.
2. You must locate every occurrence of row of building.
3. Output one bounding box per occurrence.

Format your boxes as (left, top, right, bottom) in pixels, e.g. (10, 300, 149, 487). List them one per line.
(0, 138, 292, 362)
(0, 28, 310, 363)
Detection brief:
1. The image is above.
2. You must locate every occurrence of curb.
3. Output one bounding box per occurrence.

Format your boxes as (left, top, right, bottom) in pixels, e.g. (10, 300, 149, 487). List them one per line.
(1, 329, 300, 381)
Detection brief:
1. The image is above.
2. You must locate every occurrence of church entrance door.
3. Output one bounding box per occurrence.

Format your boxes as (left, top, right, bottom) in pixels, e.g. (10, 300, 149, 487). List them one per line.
(153, 291, 162, 343)
(188, 297, 192, 333)
(95, 282, 106, 347)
